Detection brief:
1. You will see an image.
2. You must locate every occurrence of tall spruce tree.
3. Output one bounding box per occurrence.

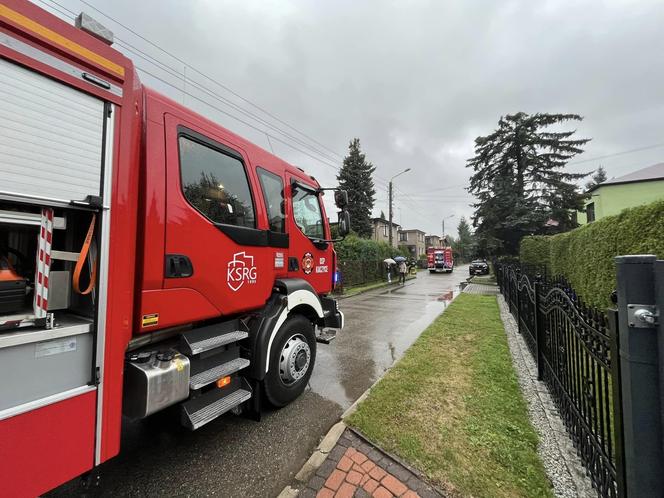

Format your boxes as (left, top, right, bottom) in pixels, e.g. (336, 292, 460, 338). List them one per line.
(337, 138, 376, 237)
(455, 216, 475, 261)
(585, 165, 608, 190)
(467, 112, 590, 254)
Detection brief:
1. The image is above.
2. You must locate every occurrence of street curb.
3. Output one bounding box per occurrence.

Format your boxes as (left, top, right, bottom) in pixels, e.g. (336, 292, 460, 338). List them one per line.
(336, 274, 417, 300)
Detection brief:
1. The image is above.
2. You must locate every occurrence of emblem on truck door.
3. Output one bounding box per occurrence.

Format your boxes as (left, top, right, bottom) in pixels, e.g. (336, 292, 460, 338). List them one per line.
(302, 252, 314, 275)
(227, 252, 257, 291)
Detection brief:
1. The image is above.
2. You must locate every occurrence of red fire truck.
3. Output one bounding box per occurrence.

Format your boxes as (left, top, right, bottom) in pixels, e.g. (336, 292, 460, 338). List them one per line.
(0, 2, 348, 495)
(427, 246, 454, 273)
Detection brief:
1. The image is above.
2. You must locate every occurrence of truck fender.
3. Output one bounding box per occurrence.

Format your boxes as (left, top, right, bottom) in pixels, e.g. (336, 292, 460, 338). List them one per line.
(247, 279, 323, 380)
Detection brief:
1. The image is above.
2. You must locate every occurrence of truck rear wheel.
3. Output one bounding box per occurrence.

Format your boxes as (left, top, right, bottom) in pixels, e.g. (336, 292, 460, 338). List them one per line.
(264, 315, 316, 408)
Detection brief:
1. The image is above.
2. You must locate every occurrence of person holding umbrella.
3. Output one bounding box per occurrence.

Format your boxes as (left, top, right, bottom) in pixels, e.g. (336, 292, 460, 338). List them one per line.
(383, 258, 396, 283)
(394, 256, 408, 285)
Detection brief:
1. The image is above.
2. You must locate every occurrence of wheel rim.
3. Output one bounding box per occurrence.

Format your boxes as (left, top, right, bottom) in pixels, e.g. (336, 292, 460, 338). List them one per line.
(279, 333, 311, 386)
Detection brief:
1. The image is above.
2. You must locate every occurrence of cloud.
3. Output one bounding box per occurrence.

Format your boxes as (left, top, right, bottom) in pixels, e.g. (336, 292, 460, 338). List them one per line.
(56, 0, 664, 237)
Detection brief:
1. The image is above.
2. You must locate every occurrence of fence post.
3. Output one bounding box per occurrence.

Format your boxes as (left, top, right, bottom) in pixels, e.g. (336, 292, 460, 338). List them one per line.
(607, 308, 627, 498)
(655, 261, 664, 469)
(615, 255, 663, 497)
(534, 275, 544, 381)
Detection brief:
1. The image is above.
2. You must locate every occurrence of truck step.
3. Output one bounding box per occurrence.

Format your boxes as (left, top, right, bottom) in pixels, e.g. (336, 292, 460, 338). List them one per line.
(180, 320, 248, 355)
(181, 378, 252, 430)
(189, 357, 250, 390)
(316, 328, 337, 344)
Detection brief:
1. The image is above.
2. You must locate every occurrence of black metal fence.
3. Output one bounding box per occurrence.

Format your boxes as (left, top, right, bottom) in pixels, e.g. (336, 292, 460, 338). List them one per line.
(495, 262, 623, 498)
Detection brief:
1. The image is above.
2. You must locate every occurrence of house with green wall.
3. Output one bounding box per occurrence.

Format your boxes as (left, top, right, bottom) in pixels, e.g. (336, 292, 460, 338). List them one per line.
(577, 162, 664, 224)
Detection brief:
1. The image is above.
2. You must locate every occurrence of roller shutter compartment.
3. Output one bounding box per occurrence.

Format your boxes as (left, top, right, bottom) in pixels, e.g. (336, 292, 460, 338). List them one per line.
(0, 58, 105, 204)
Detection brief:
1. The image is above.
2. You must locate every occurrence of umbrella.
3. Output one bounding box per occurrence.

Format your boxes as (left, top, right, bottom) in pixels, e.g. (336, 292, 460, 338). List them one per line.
(383, 258, 396, 265)
(394, 256, 407, 263)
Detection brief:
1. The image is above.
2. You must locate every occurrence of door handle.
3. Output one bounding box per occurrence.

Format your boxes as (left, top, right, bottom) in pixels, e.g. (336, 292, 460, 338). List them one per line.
(165, 254, 194, 278)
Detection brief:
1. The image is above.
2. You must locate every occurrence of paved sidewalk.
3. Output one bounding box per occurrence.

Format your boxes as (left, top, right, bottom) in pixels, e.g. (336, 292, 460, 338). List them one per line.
(462, 282, 499, 295)
(300, 428, 444, 498)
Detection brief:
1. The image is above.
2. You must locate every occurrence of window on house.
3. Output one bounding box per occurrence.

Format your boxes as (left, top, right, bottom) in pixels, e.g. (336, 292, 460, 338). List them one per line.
(586, 202, 595, 223)
(179, 136, 255, 228)
(399, 232, 408, 242)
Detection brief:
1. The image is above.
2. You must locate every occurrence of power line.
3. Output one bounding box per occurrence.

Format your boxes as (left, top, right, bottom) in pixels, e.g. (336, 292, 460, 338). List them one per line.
(76, 0, 345, 161)
(45, 0, 344, 165)
(38, 0, 349, 174)
(568, 142, 664, 165)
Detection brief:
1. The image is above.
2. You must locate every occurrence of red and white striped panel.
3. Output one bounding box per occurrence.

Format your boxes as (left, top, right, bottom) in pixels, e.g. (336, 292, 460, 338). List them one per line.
(33, 208, 53, 318)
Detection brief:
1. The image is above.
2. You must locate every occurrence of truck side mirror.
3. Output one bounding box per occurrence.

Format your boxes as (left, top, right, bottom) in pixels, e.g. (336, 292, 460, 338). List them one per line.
(334, 190, 348, 209)
(338, 210, 351, 237)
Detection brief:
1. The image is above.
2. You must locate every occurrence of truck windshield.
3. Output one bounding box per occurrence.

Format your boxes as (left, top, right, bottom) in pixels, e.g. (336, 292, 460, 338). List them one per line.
(292, 187, 324, 240)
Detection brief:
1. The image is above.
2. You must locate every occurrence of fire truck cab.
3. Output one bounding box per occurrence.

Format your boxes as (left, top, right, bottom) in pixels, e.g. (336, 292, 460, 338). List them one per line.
(0, 2, 347, 495)
(427, 246, 454, 273)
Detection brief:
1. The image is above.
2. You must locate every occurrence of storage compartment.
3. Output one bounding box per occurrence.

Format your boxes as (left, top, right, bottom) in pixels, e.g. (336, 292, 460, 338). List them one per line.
(0, 203, 98, 331)
(0, 57, 105, 204)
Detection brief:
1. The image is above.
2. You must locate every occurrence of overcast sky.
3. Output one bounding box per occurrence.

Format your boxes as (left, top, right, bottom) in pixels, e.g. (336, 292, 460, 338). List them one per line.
(46, 0, 664, 237)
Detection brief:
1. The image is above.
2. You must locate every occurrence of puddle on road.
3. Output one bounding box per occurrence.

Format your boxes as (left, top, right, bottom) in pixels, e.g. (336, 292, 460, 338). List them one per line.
(309, 284, 461, 409)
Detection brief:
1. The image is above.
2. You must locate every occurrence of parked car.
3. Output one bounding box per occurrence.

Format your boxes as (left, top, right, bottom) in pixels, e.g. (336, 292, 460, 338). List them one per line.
(469, 259, 489, 275)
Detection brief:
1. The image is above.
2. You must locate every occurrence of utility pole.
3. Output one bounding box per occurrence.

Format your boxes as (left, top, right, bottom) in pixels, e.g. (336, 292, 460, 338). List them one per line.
(442, 214, 455, 246)
(388, 168, 411, 248)
(389, 182, 393, 247)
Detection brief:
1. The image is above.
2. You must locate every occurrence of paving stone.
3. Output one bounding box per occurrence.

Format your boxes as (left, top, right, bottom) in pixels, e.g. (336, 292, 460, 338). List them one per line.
(316, 488, 334, 498)
(367, 449, 383, 461)
(369, 466, 387, 482)
(348, 470, 364, 485)
(372, 486, 393, 498)
(358, 442, 372, 455)
(354, 487, 370, 498)
(403, 491, 421, 498)
(326, 469, 346, 491)
(350, 452, 368, 465)
(362, 478, 379, 494)
(299, 488, 317, 498)
(337, 456, 353, 472)
(386, 462, 414, 483)
(381, 475, 408, 496)
(336, 482, 356, 498)
(360, 460, 375, 473)
(316, 459, 337, 479)
(337, 436, 351, 448)
(309, 475, 326, 490)
(329, 445, 346, 462)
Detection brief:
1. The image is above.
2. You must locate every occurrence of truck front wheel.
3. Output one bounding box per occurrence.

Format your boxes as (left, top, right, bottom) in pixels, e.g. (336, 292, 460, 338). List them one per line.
(264, 315, 317, 407)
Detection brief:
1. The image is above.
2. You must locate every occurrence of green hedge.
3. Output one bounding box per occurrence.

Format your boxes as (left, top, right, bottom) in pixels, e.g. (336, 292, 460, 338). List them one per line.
(520, 199, 664, 307)
(519, 236, 551, 269)
(333, 234, 408, 261)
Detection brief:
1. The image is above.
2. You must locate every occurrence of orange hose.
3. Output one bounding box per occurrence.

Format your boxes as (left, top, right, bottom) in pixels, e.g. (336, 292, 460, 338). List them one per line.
(72, 214, 97, 295)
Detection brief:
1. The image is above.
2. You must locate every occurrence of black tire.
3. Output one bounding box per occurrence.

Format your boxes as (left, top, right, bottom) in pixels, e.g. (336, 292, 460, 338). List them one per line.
(263, 315, 317, 408)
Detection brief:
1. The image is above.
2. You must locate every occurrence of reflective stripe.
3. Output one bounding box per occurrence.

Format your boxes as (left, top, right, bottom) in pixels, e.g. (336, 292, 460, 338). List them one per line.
(0, 4, 124, 77)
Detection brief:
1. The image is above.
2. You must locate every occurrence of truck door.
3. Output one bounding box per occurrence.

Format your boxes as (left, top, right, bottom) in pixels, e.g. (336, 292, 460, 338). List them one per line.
(163, 114, 275, 317)
(287, 177, 332, 293)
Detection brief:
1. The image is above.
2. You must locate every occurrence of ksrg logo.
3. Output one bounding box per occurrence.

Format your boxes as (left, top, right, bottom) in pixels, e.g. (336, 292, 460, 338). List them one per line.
(227, 252, 257, 292)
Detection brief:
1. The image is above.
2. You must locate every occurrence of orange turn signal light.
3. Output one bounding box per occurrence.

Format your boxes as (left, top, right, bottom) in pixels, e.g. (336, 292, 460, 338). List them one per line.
(216, 376, 231, 388)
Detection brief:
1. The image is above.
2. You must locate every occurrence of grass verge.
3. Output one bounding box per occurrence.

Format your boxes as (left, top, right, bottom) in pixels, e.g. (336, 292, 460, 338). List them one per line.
(340, 274, 416, 298)
(346, 293, 552, 498)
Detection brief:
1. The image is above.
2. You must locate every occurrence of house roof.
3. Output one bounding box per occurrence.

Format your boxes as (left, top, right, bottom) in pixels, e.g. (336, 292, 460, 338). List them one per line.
(371, 217, 400, 228)
(589, 162, 664, 192)
(399, 228, 426, 234)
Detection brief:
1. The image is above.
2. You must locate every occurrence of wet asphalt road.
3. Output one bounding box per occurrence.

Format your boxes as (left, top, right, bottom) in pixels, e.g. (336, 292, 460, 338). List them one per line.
(51, 266, 468, 498)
